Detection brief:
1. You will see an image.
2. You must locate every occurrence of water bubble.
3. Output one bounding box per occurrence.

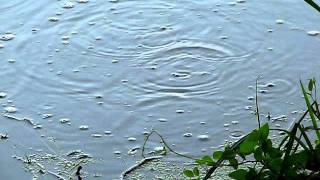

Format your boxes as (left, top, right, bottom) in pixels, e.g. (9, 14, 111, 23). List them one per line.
(91, 133, 103, 138)
(62, 40, 70, 45)
(275, 19, 284, 24)
(77, 0, 89, 3)
(197, 134, 209, 141)
(183, 133, 193, 137)
(112, 60, 119, 63)
(48, 17, 59, 22)
(79, 125, 89, 130)
(231, 121, 239, 125)
(0, 44, 4, 48)
(42, 114, 53, 119)
(307, 31, 319, 36)
(247, 96, 254, 100)
(4, 106, 17, 113)
(104, 131, 112, 135)
(158, 118, 167, 122)
(0, 33, 15, 41)
(224, 123, 230, 127)
(259, 89, 268, 94)
(175, 109, 185, 114)
(229, 130, 245, 139)
(61, 36, 70, 40)
(236, 0, 246, 3)
(62, 2, 75, 9)
(128, 137, 137, 142)
(8, 59, 16, 63)
(0, 92, 7, 98)
(266, 83, 275, 87)
(59, 118, 71, 124)
(114, 151, 121, 155)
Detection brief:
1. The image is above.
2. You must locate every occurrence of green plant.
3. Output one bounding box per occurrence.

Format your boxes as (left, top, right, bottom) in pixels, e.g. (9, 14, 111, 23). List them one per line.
(182, 78, 320, 180)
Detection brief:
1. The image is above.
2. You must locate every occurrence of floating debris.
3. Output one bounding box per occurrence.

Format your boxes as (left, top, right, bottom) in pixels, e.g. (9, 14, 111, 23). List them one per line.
(128, 146, 140, 155)
(48, 17, 59, 22)
(0, 33, 15, 41)
(79, 125, 89, 130)
(307, 30, 319, 36)
(4, 106, 17, 113)
(59, 118, 71, 124)
(154, 146, 165, 153)
(183, 133, 192, 137)
(0, 92, 7, 98)
(197, 134, 209, 141)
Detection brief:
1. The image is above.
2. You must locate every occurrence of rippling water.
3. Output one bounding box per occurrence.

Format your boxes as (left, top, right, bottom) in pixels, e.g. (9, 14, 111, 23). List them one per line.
(1, 0, 320, 179)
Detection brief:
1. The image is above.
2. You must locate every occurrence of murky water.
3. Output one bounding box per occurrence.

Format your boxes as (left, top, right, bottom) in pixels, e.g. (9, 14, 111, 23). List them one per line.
(1, 0, 320, 179)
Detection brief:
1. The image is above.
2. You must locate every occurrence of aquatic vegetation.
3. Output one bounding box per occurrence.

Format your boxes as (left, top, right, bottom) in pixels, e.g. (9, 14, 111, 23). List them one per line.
(181, 79, 320, 180)
(141, 79, 320, 180)
(14, 149, 92, 180)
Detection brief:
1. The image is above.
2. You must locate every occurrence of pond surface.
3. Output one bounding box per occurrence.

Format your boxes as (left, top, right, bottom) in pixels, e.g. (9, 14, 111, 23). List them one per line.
(0, 0, 320, 179)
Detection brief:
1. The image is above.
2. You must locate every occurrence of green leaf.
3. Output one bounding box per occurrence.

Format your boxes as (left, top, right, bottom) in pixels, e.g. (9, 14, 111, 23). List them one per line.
(254, 147, 263, 161)
(184, 170, 194, 177)
(300, 80, 320, 140)
(228, 169, 247, 180)
(229, 158, 238, 169)
(259, 123, 269, 140)
(240, 140, 257, 155)
(195, 159, 205, 165)
(213, 151, 223, 160)
(308, 79, 314, 91)
(269, 158, 282, 172)
(202, 155, 214, 166)
(193, 167, 200, 176)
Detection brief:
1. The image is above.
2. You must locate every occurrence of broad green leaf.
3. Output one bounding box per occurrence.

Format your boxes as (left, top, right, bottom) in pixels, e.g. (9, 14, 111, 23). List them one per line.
(213, 151, 223, 160)
(229, 158, 238, 169)
(254, 147, 263, 161)
(259, 123, 269, 140)
(240, 140, 257, 155)
(193, 167, 199, 176)
(228, 169, 247, 180)
(202, 155, 214, 166)
(183, 170, 194, 177)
